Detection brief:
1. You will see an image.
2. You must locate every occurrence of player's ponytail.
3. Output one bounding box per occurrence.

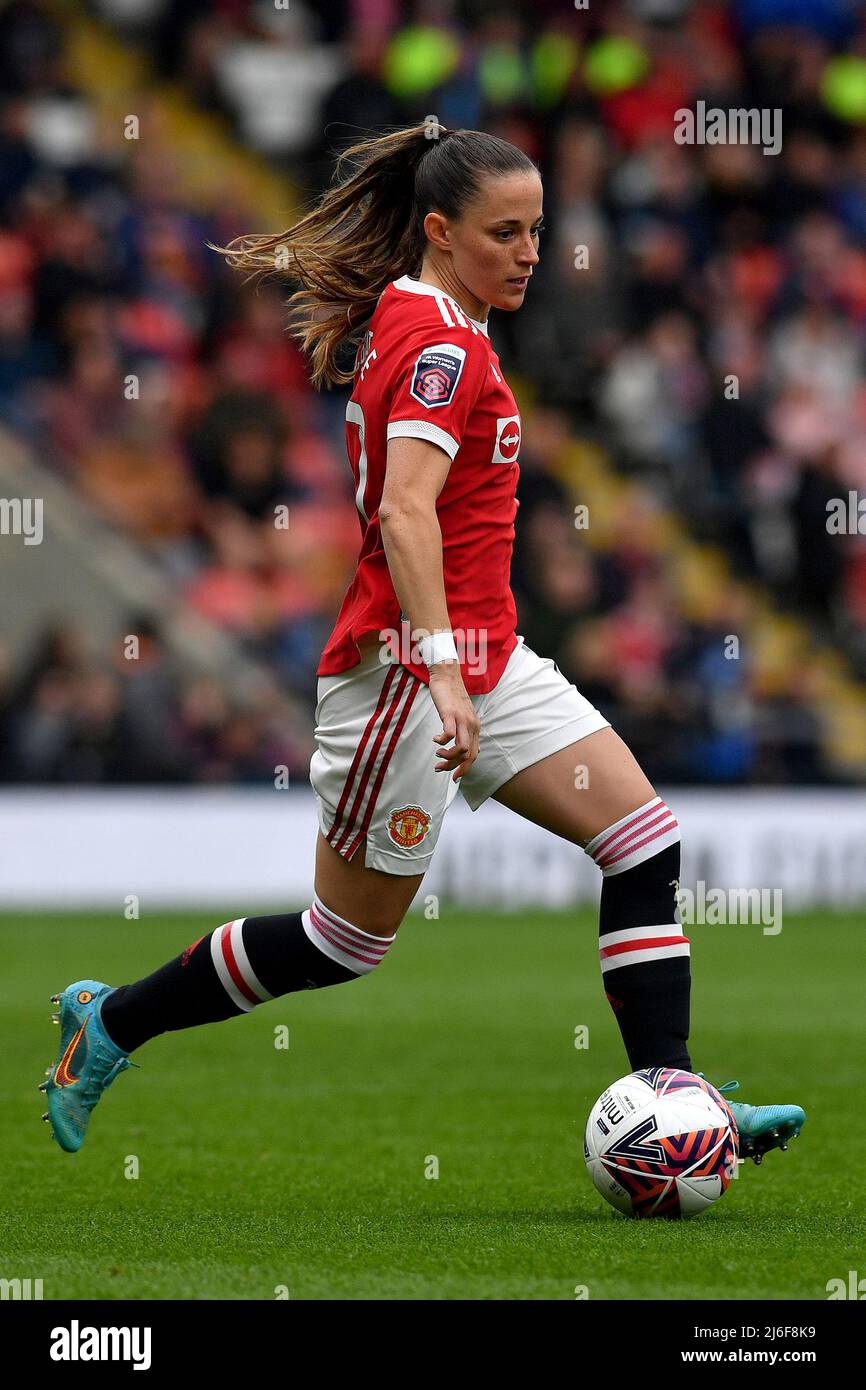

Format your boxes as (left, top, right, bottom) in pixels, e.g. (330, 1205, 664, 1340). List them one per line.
(210, 120, 536, 390)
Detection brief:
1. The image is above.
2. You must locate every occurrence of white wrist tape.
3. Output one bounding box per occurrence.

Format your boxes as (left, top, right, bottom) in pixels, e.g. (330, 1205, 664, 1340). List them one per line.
(419, 630, 459, 667)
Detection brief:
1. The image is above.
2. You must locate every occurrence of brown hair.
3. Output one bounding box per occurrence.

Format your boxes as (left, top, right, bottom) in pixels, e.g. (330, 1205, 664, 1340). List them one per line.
(210, 121, 537, 389)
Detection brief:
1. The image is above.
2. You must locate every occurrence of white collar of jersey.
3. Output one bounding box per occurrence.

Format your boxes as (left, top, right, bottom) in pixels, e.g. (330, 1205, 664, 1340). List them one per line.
(392, 275, 490, 337)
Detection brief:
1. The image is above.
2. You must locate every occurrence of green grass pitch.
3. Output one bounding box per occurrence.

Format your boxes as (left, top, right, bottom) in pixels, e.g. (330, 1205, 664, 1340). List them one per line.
(1, 908, 863, 1300)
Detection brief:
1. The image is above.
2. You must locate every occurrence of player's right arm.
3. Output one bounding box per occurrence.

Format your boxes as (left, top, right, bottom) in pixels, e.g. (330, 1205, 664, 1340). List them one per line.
(379, 436, 480, 781)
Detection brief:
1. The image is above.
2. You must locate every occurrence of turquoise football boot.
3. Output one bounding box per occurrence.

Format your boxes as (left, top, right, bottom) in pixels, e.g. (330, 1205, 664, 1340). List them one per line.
(39, 981, 136, 1153)
(701, 1075, 806, 1165)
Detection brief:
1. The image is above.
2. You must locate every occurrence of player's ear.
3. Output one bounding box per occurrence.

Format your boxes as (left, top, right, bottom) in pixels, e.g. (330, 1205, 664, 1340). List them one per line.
(422, 209, 450, 251)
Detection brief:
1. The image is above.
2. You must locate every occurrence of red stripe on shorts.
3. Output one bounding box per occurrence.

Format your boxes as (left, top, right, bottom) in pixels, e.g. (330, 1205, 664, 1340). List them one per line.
(326, 663, 399, 843)
(331, 668, 412, 854)
(346, 678, 421, 858)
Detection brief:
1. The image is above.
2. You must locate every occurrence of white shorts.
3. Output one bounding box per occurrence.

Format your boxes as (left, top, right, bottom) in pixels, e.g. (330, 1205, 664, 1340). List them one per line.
(309, 636, 610, 875)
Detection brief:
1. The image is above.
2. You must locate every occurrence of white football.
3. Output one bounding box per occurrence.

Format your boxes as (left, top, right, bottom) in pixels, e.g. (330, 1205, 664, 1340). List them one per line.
(584, 1067, 738, 1218)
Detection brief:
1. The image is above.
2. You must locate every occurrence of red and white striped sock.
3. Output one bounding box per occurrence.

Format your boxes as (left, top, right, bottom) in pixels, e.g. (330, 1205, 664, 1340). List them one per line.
(210, 918, 274, 1013)
(302, 893, 396, 977)
(101, 901, 395, 1052)
(586, 797, 691, 1071)
(585, 795, 681, 877)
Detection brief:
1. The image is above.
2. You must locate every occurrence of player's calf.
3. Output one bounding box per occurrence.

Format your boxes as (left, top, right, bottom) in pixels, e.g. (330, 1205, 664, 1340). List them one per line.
(99, 894, 396, 1053)
(40, 896, 396, 1151)
(587, 796, 690, 1071)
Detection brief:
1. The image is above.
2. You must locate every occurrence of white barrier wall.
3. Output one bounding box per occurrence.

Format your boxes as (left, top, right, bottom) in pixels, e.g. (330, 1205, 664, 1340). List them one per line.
(1, 788, 865, 911)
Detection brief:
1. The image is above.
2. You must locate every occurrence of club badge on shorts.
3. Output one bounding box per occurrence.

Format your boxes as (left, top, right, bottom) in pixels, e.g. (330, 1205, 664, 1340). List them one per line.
(409, 343, 467, 407)
(387, 805, 432, 847)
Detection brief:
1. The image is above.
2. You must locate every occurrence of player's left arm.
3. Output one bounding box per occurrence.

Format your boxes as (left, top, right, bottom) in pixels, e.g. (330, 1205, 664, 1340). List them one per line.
(380, 437, 479, 779)
(385, 326, 489, 475)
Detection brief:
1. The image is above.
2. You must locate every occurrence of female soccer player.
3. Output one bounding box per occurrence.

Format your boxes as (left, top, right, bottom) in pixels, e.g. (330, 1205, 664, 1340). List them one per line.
(42, 123, 803, 1162)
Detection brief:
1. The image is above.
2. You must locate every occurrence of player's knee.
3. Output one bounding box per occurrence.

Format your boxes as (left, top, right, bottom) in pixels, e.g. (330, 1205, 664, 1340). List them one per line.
(588, 797, 682, 933)
(315, 834, 420, 940)
(585, 795, 680, 879)
(304, 893, 399, 977)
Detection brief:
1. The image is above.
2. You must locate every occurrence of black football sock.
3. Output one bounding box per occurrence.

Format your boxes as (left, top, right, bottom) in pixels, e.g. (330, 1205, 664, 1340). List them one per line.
(585, 796, 691, 1071)
(100, 895, 396, 1054)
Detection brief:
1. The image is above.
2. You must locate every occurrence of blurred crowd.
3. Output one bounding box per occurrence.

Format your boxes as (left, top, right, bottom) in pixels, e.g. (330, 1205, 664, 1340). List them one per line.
(0, 620, 314, 783)
(1, 0, 865, 784)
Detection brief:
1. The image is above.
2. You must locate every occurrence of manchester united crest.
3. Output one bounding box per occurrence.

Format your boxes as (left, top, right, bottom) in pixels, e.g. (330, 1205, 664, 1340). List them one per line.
(387, 805, 431, 847)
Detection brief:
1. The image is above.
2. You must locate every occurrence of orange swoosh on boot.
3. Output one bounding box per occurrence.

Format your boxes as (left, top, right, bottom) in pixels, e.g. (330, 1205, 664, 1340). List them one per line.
(54, 1022, 87, 1086)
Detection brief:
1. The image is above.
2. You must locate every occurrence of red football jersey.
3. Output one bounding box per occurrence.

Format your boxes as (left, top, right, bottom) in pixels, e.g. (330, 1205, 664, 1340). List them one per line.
(317, 275, 521, 693)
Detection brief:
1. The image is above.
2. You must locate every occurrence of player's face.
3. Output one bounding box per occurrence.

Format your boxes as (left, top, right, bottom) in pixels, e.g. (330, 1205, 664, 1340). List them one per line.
(457, 171, 544, 311)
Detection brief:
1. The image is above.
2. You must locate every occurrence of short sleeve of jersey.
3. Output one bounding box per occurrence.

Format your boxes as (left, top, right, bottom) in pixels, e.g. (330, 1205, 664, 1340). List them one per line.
(385, 329, 489, 461)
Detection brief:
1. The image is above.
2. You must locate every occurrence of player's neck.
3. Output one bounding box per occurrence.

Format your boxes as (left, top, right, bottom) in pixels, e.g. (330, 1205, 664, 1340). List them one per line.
(415, 264, 489, 327)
